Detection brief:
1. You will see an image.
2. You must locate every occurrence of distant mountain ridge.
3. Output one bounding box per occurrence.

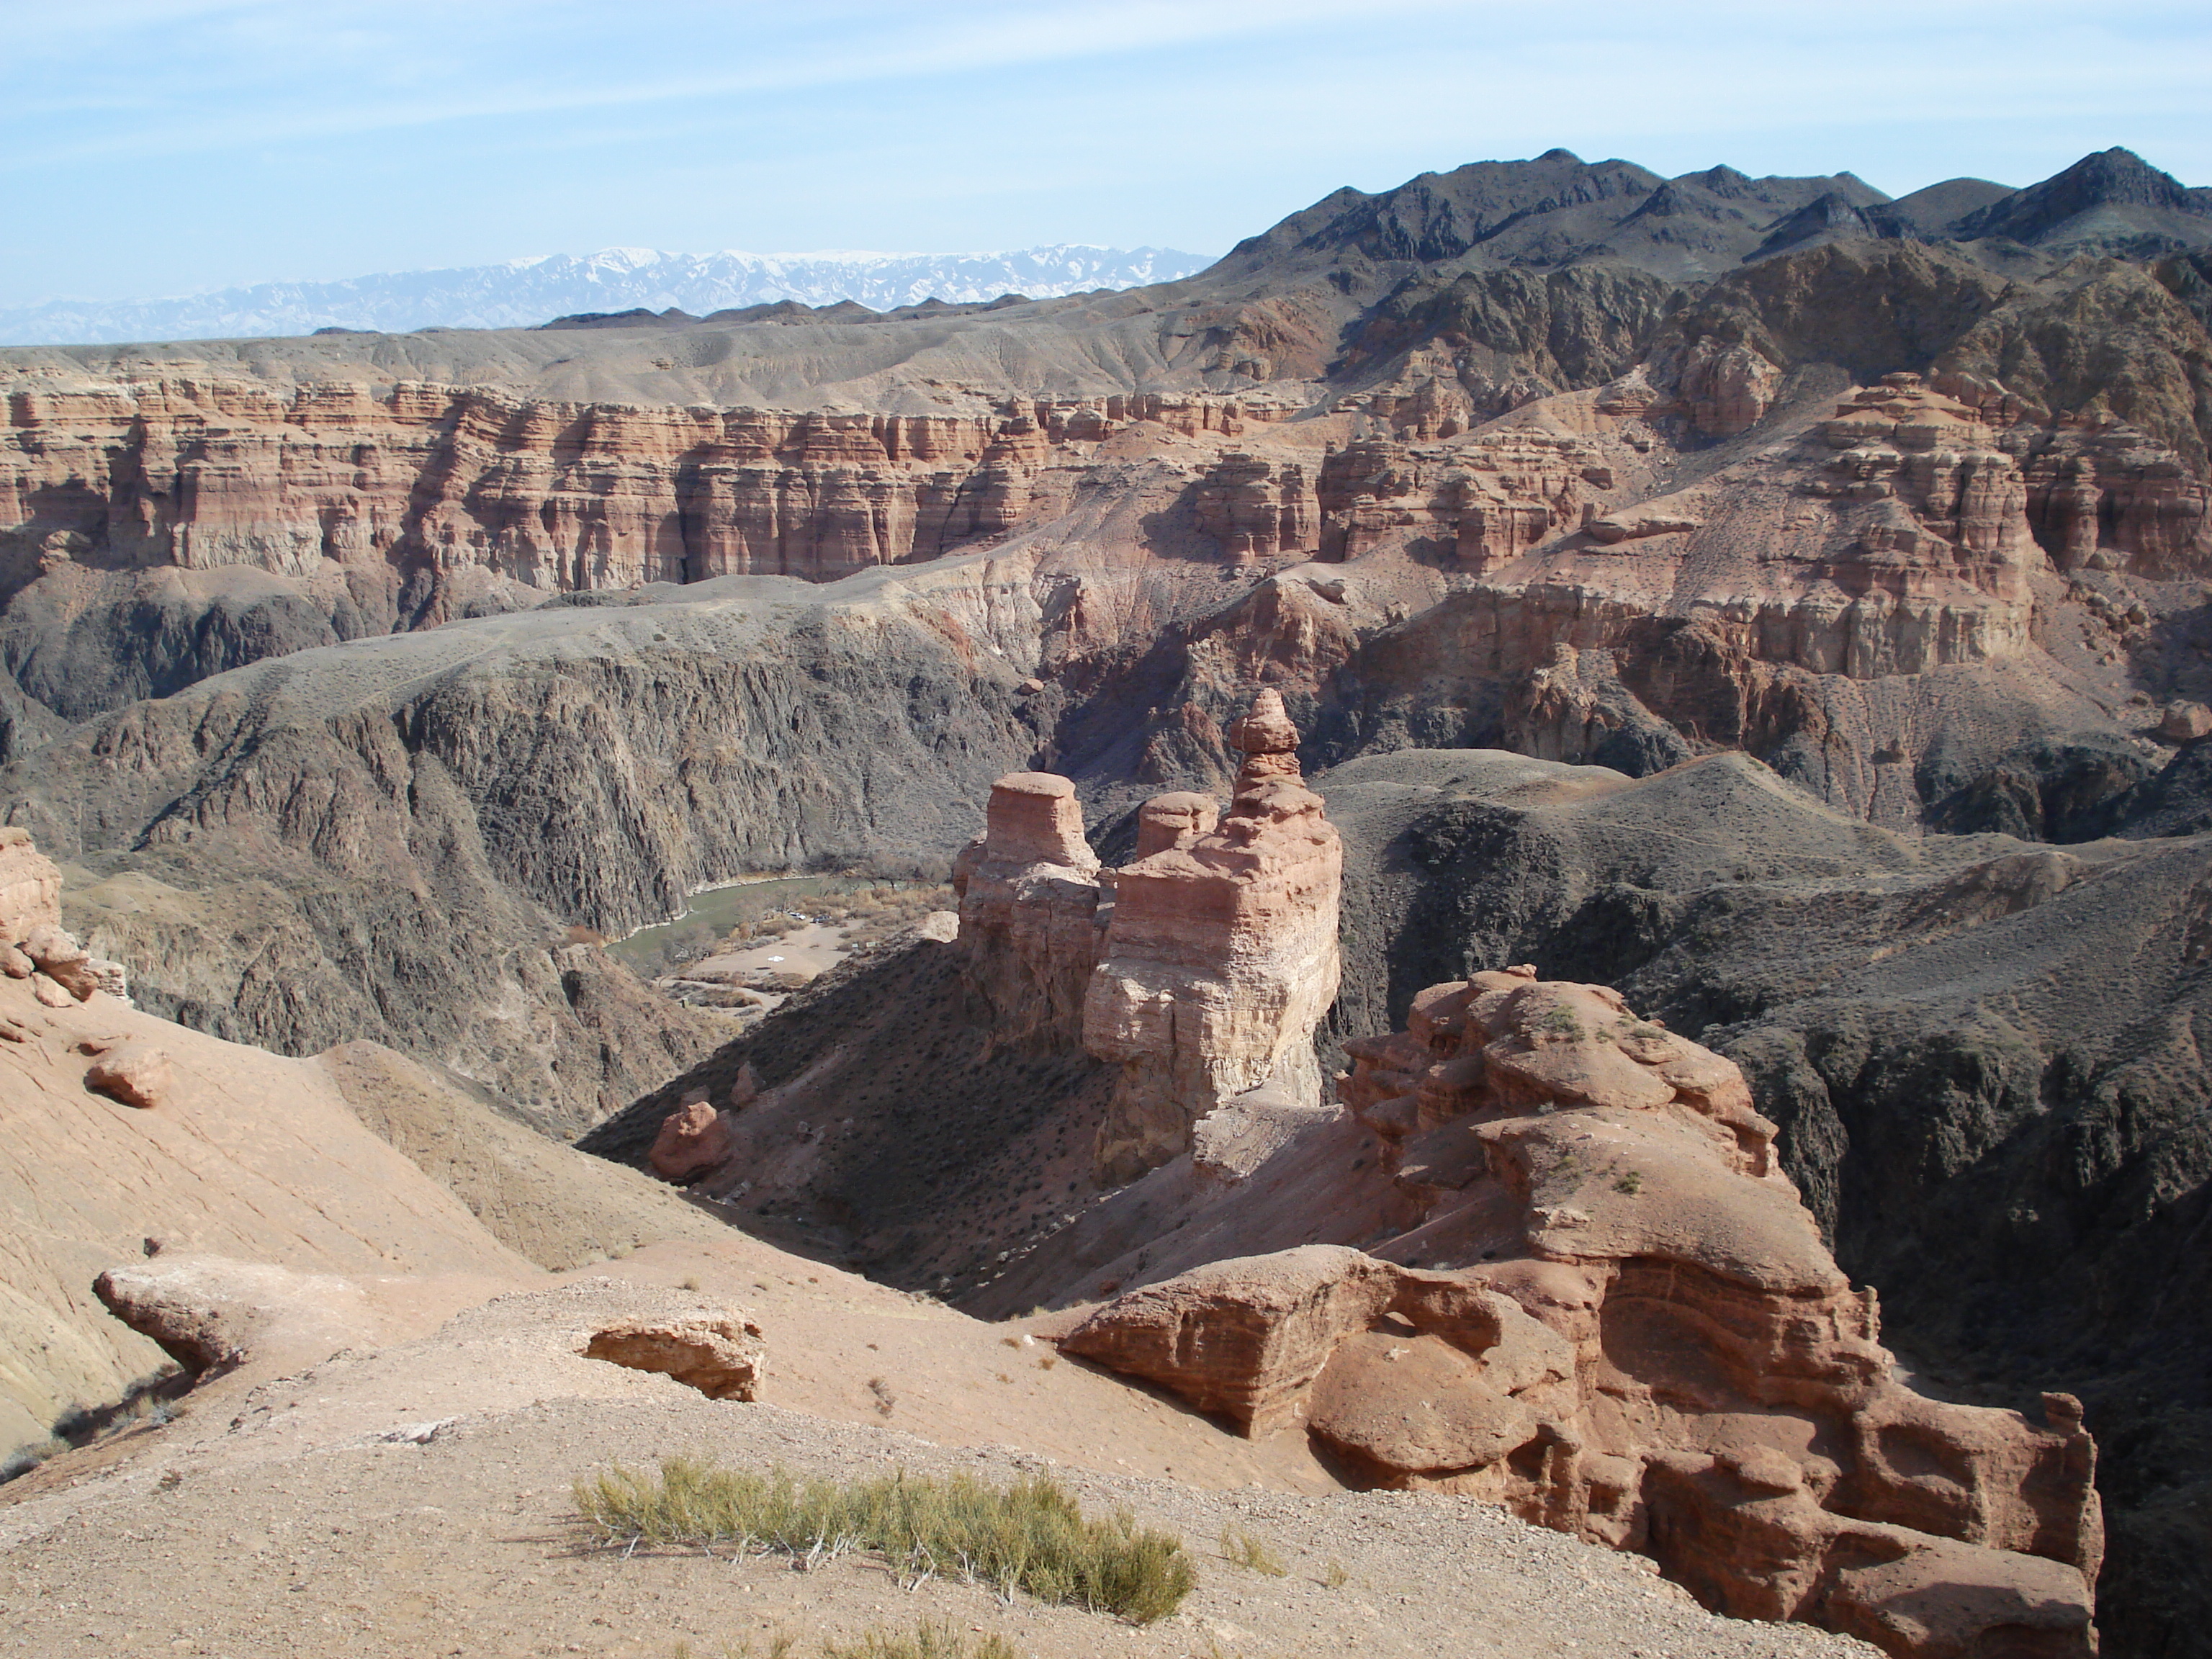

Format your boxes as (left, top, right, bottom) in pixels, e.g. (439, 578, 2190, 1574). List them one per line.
(1204, 145, 2210, 290)
(0, 243, 1215, 347)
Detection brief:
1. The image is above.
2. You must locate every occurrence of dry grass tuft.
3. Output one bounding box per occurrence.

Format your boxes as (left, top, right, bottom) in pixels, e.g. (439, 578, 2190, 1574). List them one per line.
(670, 1635, 796, 1659)
(820, 1622, 1016, 1659)
(577, 1458, 1195, 1623)
(1218, 1522, 1287, 1577)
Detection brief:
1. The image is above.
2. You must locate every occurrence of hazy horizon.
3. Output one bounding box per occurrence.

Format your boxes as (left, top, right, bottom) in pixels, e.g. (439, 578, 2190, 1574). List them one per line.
(5, 0, 2208, 310)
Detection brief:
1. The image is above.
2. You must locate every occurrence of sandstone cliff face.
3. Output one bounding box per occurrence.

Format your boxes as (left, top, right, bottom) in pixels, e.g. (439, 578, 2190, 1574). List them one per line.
(940, 693, 1343, 1182)
(1064, 966, 2103, 1658)
(1082, 690, 1343, 1178)
(0, 374, 1300, 603)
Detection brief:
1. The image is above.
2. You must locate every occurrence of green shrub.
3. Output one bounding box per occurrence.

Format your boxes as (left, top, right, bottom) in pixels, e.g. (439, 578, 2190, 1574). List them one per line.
(575, 1458, 1195, 1623)
(1537, 1006, 1582, 1040)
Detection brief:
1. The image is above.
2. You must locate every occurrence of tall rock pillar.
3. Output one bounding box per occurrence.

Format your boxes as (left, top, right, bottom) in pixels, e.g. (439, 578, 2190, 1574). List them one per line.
(951, 772, 1105, 1048)
(1083, 691, 1342, 1180)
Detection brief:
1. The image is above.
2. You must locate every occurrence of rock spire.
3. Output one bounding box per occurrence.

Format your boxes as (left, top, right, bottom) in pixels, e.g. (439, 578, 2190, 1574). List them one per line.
(1082, 691, 1341, 1179)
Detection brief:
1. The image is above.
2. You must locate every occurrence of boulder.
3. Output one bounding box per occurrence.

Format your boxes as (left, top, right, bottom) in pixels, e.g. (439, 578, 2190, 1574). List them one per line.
(647, 1099, 733, 1182)
(2161, 701, 2212, 742)
(85, 1040, 175, 1110)
(22, 922, 97, 999)
(580, 1313, 763, 1401)
(93, 1255, 364, 1377)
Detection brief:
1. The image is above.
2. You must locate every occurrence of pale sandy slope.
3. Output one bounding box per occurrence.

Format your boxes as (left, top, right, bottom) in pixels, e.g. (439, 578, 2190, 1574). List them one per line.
(0, 1254, 1870, 1659)
(1, 977, 1869, 1658)
(0, 976, 532, 1454)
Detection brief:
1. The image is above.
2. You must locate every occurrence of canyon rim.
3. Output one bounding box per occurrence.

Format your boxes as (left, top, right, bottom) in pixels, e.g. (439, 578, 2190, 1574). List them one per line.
(4, 132, 2212, 1659)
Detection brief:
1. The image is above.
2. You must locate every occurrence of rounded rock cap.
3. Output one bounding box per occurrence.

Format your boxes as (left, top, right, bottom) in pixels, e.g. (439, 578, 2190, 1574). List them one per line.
(1227, 689, 1299, 757)
(990, 771, 1079, 799)
(1135, 791, 1220, 858)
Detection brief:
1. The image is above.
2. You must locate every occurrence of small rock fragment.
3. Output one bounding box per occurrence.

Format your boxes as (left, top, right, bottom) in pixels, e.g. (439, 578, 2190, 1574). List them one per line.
(581, 1314, 764, 1400)
(2160, 701, 2212, 742)
(86, 1040, 174, 1109)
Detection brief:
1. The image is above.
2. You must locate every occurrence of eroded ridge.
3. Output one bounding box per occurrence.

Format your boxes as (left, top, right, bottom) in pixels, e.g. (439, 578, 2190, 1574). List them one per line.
(1063, 968, 2103, 1659)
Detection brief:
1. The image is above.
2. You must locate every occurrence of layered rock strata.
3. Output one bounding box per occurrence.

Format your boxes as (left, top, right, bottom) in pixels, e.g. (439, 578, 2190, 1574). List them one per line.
(1082, 689, 1343, 1178)
(938, 693, 1342, 1181)
(1062, 967, 2102, 1659)
(0, 376, 1293, 601)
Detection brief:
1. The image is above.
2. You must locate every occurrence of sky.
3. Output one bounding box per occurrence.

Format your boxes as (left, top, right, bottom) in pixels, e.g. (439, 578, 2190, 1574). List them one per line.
(3, 0, 2208, 307)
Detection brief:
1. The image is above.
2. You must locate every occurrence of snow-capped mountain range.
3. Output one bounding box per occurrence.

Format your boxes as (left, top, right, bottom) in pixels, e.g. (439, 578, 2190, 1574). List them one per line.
(0, 245, 1217, 346)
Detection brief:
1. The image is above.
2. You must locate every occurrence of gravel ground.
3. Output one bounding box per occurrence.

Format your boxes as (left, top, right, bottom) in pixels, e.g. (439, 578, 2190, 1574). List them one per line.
(0, 1274, 1875, 1659)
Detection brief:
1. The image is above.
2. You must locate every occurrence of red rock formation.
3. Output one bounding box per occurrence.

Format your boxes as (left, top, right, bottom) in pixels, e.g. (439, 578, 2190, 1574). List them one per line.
(0, 832, 126, 1005)
(940, 696, 1343, 1182)
(1126, 793, 1210, 858)
(2015, 421, 2212, 577)
(1316, 428, 1604, 568)
(1192, 451, 1316, 564)
(0, 828, 60, 941)
(953, 772, 1105, 1046)
(1062, 967, 2102, 1658)
(1083, 691, 1343, 1179)
(648, 1098, 734, 1182)
(580, 1312, 764, 1401)
(1676, 339, 1781, 437)
(0, 373, 1295, 602)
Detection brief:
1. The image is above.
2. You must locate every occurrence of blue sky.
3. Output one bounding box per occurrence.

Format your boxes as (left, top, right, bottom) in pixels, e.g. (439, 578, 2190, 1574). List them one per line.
(4, 0, 2208, 307)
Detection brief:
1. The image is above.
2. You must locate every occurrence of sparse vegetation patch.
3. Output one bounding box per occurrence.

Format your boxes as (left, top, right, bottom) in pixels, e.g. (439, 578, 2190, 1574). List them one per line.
(576, 1457, 1195, 1623)
(1218, 1521, 1287, 1576)
(820, 1622, 1017, 1659)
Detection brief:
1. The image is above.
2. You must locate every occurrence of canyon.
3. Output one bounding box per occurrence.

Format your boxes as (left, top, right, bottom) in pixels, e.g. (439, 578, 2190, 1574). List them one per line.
(4, 143, 2212, 1656)
(593, 718, 2105, 1654)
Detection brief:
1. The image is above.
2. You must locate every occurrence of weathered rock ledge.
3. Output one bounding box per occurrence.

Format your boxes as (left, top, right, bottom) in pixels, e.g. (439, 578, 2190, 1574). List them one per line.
(1060, 968, 2103, 1659)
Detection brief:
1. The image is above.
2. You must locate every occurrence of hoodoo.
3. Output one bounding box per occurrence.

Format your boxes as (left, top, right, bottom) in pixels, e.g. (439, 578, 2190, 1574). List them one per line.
(947, 690, 1344, 1179)
(1083, 687, 1344, 1178)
